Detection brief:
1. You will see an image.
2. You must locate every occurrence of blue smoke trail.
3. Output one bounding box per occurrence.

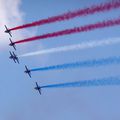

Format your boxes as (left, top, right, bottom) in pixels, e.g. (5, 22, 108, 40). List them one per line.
(41, 76, 120, 88)
(31, 56, 120, 72)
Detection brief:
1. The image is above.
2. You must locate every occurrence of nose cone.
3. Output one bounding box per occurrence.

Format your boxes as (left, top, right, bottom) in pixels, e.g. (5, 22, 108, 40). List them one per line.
(9, 43, 12, 46)
(5, 29, 10, 33)
(34, 87, 37, 90)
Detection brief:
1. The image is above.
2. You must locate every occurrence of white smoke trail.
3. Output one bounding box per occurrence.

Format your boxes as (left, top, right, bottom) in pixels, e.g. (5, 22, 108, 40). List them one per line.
(20, 37, 120, 57)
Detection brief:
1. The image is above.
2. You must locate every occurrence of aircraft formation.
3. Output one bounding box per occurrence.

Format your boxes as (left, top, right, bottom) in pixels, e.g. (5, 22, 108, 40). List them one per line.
(5, 0, 120, 95)
(5, 25, 41, 95)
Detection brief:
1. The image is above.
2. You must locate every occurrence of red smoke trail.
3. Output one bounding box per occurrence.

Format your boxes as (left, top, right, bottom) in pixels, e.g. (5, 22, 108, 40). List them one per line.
(10, 0, 120, 31)
(14, 17, 120, 44)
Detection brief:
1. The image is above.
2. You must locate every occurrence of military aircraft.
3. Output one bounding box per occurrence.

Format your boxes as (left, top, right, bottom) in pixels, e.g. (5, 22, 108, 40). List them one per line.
(4, 25, 12, 37)
(34, 82, 41, 95)
(24, 65, 31, 78)
(9, 51, 19, 64)
(9, 38, 16, 50)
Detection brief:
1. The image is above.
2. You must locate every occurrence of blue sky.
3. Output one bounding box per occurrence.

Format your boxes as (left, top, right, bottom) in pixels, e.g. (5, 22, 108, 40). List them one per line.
(0, 0, 120, 120)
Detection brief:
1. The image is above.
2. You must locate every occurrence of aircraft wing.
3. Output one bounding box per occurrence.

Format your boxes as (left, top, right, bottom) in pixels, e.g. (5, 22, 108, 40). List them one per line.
(9, 32, 12, 37)
(12, 52, 19, 63)
(13, 45, 16, 50)
(36, 82, 39, 88)
(9, 51, 12, 56)
(28, 72, 31, 78)
(16, 58, 19, 64)
(13, 58, 16, 63)
(12, 52, 16, 56)
(25, 65, 28, 71)
(38, 89, 41, 95)
(5, 25, 7, 30)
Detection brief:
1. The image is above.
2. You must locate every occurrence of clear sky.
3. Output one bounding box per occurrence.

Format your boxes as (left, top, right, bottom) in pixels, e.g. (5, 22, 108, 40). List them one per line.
(0, 0, 120, 120)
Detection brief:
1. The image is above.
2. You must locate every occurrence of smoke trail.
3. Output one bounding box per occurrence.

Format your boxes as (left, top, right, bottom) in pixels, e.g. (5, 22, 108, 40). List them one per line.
(30, 56, 120, 72)
(14, 17, 120, 44)
(9, 0, 120, 31)
(20, 37, 120, 57)
(41, 76, 120, 88)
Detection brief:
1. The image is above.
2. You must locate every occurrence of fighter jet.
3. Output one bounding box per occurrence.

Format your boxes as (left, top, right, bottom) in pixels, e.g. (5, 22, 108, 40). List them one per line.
(24, 65, 31, 78)
(4, 25, 12, 37)
(9, 38, 16, 50)
(9, 51, 19, 64)
(34, 82, 41, 95)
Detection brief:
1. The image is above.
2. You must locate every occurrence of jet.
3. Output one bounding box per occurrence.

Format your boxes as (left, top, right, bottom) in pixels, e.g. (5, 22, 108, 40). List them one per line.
(9, 51, 16, 63)
(24, 65, 31, 78)
(9, 51, 19, 64)
(34, 82, 41, 95)
(9, 38, 16, 50)
(4, 25, 12, 37)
